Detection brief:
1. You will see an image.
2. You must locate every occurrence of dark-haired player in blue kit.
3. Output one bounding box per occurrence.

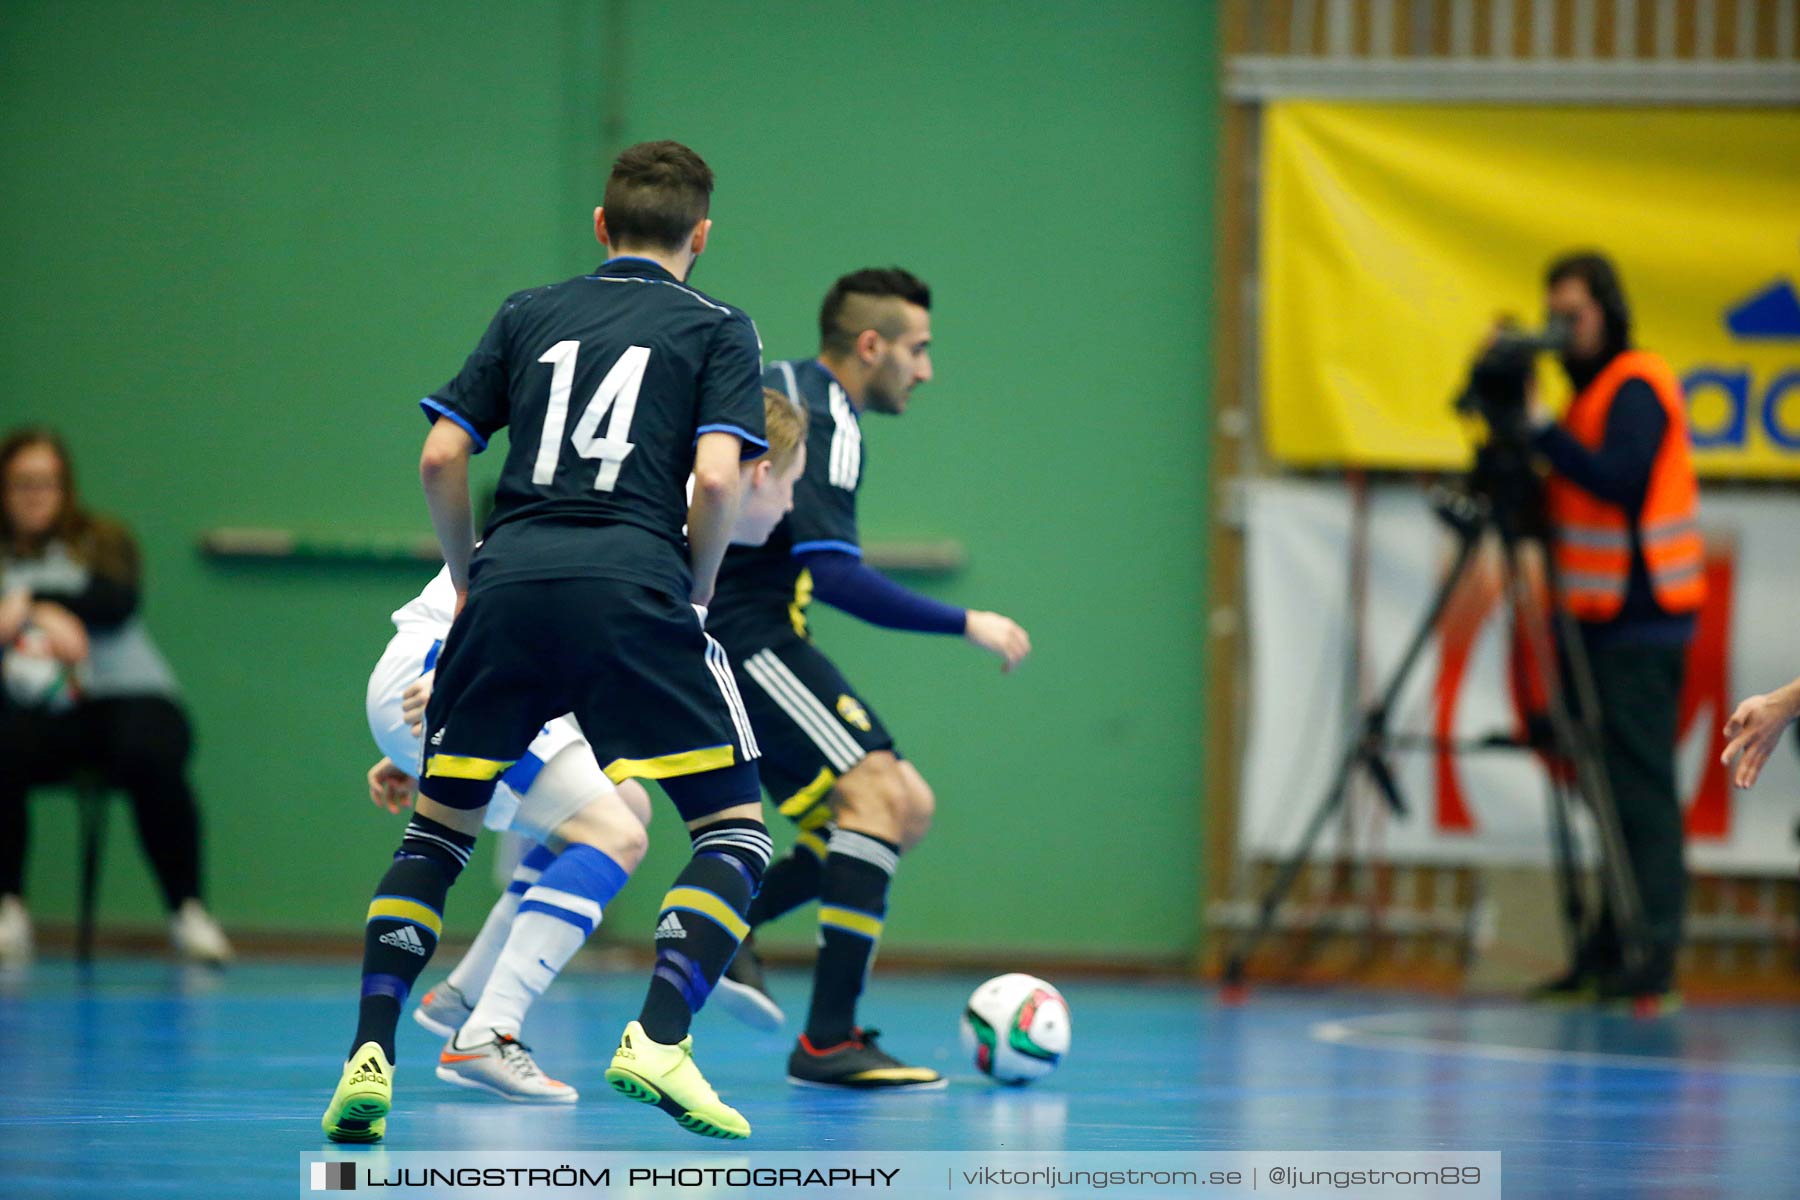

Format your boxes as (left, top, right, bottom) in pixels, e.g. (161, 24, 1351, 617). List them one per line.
(707, 268, 1032, 1089)
(323, 141, 772, 1143)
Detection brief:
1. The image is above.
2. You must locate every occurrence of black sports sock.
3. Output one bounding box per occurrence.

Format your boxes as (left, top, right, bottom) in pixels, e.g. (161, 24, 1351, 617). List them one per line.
(805, 829, 898, 1045)
(639, 818, 771, 1044)
(349, 815, 475, 1061)
(745, 822, 832, 927)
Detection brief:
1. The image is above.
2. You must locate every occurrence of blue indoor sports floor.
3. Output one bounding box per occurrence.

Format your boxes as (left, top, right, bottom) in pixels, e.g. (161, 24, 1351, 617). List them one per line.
(3, 960, 1798, 1198)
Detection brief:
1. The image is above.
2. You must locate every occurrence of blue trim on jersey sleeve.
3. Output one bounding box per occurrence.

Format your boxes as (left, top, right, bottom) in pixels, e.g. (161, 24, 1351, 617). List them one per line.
(791, 539, 863, 558)
(499, 749, 547, 795)
(421, 639, 443, 674)
(695, 423, 770, 458)
(418, 398, 489, 452)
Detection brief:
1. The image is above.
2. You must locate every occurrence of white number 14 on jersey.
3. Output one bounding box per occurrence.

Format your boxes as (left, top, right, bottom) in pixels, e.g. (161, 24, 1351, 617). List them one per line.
(532, 341, 648, 492)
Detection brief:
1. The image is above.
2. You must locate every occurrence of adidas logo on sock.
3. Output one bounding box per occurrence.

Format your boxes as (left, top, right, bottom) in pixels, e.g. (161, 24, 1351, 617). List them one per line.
(655, 913, 686, 940)
(380, 925, 428, 956)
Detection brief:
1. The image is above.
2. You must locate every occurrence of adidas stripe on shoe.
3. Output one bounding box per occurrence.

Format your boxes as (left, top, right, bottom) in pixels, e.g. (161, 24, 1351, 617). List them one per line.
(604, 1020, 749, 1139)
(323, 1042, 394, 1143)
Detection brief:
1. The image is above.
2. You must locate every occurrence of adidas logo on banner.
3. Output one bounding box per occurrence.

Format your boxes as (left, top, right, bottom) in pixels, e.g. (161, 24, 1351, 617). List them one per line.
(311, 1161, 357, 1190)
(655, 913, 686, 940)
(379, 925, 428, 956)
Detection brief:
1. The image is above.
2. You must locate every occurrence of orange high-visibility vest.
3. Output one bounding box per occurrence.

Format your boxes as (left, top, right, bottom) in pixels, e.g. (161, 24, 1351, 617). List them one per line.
(1545, 349, 1704, 622)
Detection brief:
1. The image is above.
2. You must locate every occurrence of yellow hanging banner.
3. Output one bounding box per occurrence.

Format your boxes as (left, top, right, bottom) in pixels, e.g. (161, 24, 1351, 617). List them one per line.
(1261, 102, 1800, 475)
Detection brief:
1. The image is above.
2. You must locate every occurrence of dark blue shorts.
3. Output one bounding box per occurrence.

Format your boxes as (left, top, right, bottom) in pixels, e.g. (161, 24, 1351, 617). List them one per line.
(419, 577, 760, 820)
(707, 620, 896, 829)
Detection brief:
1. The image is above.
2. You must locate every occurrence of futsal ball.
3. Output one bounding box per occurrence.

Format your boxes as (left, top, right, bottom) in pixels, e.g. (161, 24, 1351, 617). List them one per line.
(960, 973, 1071, 1085)
(4, 626, 80, 712)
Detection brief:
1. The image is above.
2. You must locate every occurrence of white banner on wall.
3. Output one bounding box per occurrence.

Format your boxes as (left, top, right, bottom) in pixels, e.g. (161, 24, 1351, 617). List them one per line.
(1240, 479, 1800, 875)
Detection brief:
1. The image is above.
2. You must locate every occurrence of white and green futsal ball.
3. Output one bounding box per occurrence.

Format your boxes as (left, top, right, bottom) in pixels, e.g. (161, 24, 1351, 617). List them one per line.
(4, 626, 81, 713)
(960, 973, 1071, 1084)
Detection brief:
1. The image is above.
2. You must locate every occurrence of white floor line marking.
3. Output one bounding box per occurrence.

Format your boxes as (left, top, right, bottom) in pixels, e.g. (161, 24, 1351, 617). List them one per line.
(1310, 1010, 1800, 1079)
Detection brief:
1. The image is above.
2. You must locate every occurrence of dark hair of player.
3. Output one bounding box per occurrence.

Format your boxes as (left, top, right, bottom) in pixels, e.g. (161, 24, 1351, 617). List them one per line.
(818, 268, 932, 356)
(761, 386, 809, 472)
(0, 426, 135, 579)
(601, 140, 715, 253)
(1546, 249, 1632, 358)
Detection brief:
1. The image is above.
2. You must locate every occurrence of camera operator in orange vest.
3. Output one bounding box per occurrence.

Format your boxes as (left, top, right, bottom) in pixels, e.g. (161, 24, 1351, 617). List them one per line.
(1525, 251, 1702, 1008)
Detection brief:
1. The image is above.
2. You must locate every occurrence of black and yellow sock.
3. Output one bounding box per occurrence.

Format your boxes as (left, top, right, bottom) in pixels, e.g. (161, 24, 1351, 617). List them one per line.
(638, 817, 772, 1045)
(350, 814, 475, 1061)
(805, 829, 898, 1046)
(745, 821, 832, 928)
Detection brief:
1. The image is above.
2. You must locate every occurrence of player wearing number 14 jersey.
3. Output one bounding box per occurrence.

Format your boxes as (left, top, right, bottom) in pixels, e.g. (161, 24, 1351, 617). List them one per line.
(323, 141, 772, 1144)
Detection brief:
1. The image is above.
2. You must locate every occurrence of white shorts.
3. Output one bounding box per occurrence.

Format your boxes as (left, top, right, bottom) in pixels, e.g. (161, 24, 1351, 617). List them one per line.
(366, 631, 610, 842)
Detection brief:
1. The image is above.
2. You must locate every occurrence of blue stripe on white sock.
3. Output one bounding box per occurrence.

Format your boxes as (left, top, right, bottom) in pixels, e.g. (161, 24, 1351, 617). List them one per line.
(540, 844, 631, 907)
(512, 845, 632, 939)
(507, 843, 557, 894)
(517, 896, 596, 937)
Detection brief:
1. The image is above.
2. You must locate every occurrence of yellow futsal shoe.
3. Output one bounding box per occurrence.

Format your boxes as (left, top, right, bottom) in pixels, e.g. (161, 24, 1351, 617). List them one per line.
(603, 1020, 749, 1140)
(322, 1042, 393, 1143)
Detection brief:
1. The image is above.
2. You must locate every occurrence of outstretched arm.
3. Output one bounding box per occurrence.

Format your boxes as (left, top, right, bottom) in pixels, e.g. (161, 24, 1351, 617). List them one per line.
(1722, 676, 1800, 790)
(800, 549, 1031, 671)
(801, 549, 966, 633)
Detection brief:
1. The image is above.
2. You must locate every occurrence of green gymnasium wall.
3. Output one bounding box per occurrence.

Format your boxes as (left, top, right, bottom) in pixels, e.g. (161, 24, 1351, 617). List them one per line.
(1, 1, 1216, 964)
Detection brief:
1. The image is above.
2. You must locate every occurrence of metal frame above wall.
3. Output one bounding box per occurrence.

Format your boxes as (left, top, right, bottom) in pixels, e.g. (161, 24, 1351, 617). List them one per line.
(1230, 57, 1799, 102)
(1233, 0, 1799, 74)
(1206, 0, 1800, 989)
(1230, 0, 1800, 103)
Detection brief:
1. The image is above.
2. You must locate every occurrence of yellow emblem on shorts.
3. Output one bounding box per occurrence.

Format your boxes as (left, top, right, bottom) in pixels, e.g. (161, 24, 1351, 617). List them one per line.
(836, 694, 872, 733)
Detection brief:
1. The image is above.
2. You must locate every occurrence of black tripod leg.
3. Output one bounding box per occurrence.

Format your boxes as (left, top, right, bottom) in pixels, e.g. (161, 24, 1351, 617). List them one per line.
(1224, 743, 1363, 986)
(1224, 528, 1485, 986)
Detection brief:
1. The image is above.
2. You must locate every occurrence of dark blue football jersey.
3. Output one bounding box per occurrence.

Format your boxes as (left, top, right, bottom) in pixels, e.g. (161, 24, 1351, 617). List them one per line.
(712, 358, 863, 622)
(422, 257, 767, 599)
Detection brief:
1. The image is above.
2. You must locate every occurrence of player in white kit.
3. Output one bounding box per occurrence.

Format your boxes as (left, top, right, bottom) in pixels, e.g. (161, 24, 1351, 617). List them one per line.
(357, 386, 808, 1104)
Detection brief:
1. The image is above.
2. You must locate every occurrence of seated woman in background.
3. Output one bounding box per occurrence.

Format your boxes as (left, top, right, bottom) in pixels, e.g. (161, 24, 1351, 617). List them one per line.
(0, 428, 230, 966)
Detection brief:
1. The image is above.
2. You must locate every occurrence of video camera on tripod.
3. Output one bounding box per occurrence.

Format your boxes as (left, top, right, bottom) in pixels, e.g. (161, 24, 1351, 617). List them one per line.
(1222, 310, 1653, 990)
(1452, 314, 1574, 437)
(1435, 315, 1575, 544)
